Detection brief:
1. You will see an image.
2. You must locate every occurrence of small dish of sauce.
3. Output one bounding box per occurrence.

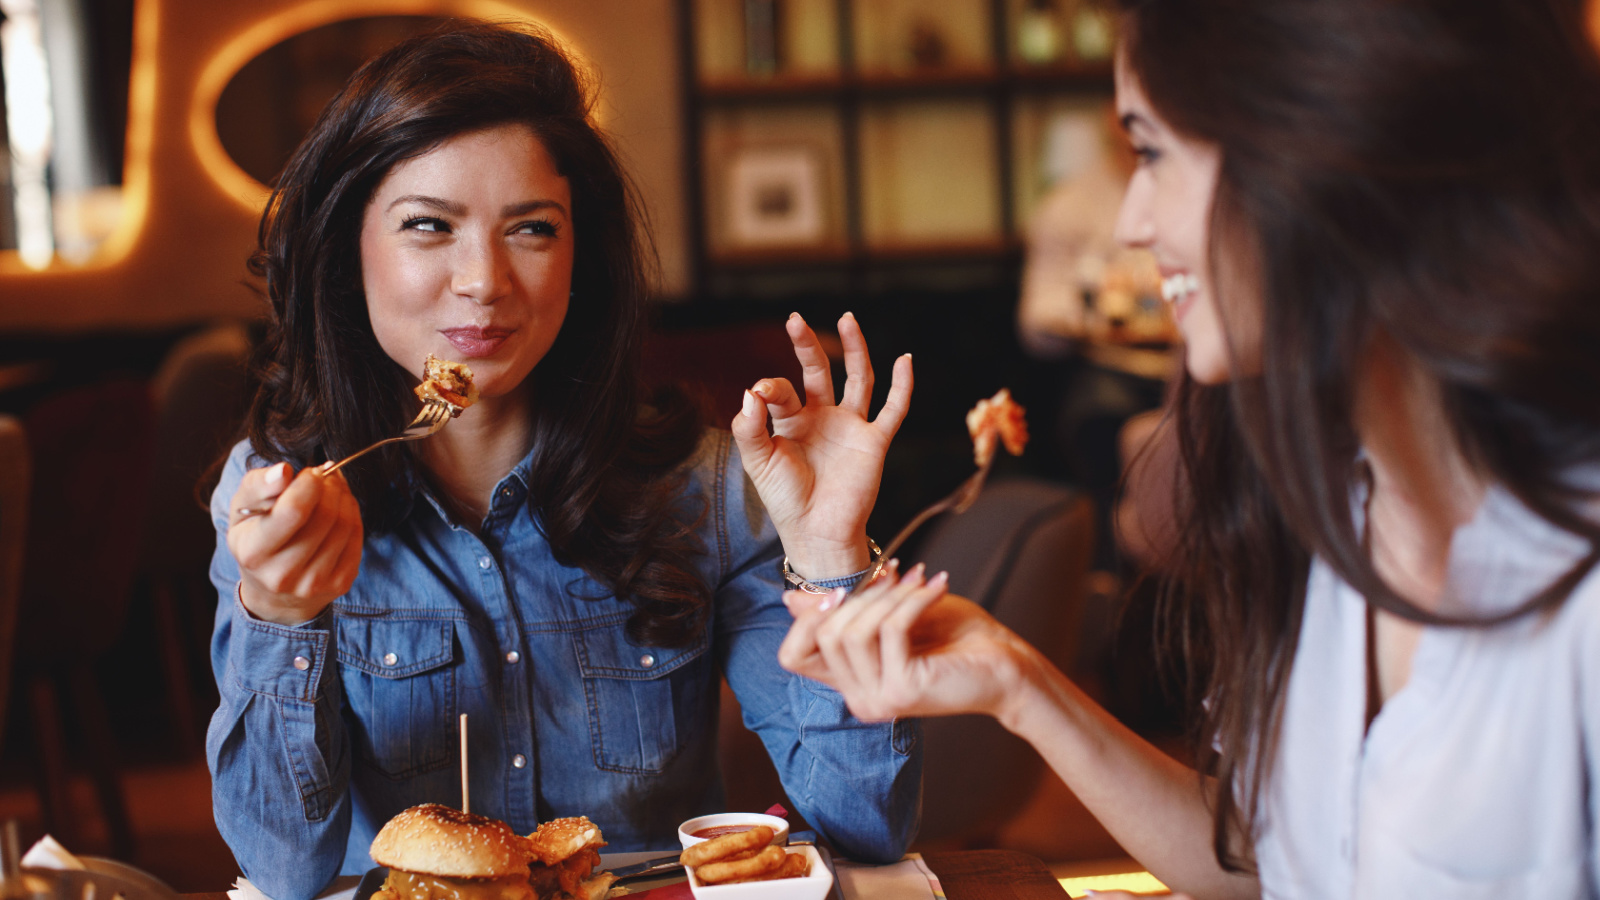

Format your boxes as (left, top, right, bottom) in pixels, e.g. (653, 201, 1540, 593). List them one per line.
(691, 825, 755, 839)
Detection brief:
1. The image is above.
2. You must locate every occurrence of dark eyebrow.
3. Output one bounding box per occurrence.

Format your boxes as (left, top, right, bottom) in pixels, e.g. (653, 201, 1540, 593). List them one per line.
(387, 195, 464, 215)
(503, 199, 569, 219)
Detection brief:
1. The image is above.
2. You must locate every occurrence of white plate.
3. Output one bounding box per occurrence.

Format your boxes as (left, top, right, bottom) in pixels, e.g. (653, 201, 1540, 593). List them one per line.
(685, 846, 832, 900)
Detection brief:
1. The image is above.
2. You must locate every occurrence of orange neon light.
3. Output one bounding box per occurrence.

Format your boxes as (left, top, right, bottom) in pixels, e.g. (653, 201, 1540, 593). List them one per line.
(190, 0, 584, 214)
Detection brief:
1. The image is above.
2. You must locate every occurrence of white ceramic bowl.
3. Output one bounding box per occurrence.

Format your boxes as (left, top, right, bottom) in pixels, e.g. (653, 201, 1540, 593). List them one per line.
(677, 813, 790, 849)
(685, 845, 832, 900)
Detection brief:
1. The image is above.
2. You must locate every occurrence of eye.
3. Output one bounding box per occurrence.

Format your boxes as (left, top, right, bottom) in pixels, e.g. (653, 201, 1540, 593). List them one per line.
(401, 216, 450, 233)
(513, 219, 561, 238)
(1132, 144, 1162, 166)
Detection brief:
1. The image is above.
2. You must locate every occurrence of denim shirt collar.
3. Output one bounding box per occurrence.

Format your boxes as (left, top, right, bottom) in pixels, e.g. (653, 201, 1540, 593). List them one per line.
(397, 440, 538, 530)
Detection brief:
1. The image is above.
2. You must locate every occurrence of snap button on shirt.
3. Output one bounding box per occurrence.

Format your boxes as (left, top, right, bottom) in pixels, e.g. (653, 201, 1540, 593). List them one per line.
(512, 754, 527, 769)
(383, 652, 397, 666)
(640, 654, 656, 669)
(506, 651, 520, 664)
(478, 556, 493, 570)
(292, 656, 310, 671)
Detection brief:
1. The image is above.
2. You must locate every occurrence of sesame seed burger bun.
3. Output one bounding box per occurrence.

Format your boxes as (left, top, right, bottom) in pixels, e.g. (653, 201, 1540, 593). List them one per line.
(370, 804, 534, 879)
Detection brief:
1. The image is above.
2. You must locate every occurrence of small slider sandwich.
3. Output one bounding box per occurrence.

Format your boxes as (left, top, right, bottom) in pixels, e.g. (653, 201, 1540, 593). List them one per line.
(416, 353, 480, 413)
(526, 817, 616, 900)
(369, 804, 536, 900)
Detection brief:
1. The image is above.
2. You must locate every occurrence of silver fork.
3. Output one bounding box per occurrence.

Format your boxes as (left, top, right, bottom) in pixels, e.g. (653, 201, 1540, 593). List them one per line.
(234, 399, 456, 520)
(846, 452, 995, 597)
(318, 398, 455, 475)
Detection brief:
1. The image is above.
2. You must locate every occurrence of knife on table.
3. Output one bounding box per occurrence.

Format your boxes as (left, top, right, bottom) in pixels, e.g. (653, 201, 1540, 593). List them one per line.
(607, 854, 685, 882)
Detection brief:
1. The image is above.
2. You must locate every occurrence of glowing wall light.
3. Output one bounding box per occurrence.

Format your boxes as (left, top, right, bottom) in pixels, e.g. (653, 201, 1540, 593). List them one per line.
(1, 0, 57, 269)
(189, 0, 585, 214)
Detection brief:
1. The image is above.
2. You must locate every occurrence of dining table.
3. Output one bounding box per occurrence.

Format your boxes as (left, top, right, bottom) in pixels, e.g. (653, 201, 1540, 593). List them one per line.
(177, 849, 1069, 900)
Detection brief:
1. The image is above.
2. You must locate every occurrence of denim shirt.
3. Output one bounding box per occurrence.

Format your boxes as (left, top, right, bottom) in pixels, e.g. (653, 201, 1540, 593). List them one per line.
(206, 431, 921, 900)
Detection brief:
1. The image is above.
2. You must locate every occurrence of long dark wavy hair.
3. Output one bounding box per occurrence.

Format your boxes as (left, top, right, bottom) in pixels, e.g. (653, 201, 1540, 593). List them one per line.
(1117, 0, 1600, 871)
(241, 20, 709, 646)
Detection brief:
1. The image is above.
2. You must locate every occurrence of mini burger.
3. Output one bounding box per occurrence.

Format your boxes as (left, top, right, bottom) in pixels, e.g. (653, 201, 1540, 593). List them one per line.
(370, 804, 535, 900)
(526, 817, 616, 900)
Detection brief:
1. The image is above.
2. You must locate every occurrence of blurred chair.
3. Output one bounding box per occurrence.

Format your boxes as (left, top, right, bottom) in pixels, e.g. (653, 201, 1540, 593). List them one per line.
(18, 378, 154, 859)
(905, 478, 1095, 847)
(141, 322, 252, 755)
(0, 416, 31, 758)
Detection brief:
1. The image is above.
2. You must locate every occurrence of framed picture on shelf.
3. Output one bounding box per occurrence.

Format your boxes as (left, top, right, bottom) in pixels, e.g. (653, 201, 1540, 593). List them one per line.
(725, 145, 827, 246)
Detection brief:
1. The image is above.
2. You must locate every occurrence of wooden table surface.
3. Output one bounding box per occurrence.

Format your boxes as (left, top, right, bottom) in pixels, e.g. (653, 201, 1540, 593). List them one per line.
(179, 849, 1066, 900)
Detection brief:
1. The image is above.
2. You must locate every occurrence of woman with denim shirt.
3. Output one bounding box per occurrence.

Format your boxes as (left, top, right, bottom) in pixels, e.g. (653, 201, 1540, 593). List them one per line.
(206, 23, 919, 900)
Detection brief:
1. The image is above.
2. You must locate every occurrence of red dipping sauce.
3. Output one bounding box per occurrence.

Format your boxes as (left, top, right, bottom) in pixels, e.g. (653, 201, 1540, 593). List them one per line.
(692, 825, 757, 839)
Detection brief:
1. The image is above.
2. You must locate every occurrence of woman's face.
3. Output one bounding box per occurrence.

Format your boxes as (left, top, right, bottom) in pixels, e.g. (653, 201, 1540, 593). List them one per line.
(360, 123, 574, 402)
(1112, 57, 1242, 385)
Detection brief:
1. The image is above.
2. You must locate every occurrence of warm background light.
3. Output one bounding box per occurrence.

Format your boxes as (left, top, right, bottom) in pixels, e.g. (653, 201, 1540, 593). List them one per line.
(0, 0, 687, 330)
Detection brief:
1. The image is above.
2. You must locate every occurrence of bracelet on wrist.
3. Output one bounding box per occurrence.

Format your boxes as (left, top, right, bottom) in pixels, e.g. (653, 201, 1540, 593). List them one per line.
(782, 538, 883, 595)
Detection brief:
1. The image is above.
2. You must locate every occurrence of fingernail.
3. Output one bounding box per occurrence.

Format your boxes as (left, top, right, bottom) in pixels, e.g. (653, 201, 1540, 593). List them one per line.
(789, 311, 803, 322)
(742, 390, 759, 417)
(929, 570, 949, 588)
(265, 462, 287, 485)
(819, 588, 846, 611)
(902, 352, 913, 361)
(843, 310, 855, 319)
(755, 380, 770, 394)
(908, 562, 927, 582)
(887, 558, 900, 577)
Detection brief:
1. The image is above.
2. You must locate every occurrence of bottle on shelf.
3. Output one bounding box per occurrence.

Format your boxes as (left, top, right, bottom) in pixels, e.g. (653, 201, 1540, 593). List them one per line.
(743, 0, 783, 77)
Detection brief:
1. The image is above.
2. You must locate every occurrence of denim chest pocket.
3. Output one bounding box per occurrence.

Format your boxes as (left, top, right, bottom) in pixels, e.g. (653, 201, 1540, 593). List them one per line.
(573, 621, 711, 775)
(337, 615, 457, 780)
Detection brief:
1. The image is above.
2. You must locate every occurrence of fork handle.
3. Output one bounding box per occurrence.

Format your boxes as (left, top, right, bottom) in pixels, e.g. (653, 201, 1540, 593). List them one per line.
(320, 433, 416, 475)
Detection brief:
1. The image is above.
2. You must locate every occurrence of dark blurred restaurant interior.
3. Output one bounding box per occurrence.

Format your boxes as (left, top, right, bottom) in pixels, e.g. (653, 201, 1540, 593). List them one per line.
(11, 0, 1554, 892)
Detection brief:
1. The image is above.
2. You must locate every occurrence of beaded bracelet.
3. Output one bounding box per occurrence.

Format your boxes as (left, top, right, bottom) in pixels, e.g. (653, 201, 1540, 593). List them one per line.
(781, 538, 884, 595)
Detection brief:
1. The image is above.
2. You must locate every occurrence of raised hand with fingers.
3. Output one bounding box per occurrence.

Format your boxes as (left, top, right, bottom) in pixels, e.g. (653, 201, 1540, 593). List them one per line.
(227, 461, 364, 626)
(776, 562, 1040, 725)
(730, 311, 913, 582)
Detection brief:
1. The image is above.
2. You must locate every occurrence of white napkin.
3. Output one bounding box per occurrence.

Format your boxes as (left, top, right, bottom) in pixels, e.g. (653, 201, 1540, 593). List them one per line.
(21, 835, 89, 871)
(228, 875, 362, 900)
(835, 854, 943, 900)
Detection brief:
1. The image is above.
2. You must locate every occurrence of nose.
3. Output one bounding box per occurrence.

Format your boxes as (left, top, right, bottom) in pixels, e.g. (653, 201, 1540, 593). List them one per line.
(451, 236, 512, 303)
(1113, 171, 1156, 248)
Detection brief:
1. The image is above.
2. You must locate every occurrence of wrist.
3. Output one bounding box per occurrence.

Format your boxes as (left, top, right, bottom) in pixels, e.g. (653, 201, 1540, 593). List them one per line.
(993, 641, 1059, 737)
(783, 533, 874, 582)
(238, 580, 325, 627)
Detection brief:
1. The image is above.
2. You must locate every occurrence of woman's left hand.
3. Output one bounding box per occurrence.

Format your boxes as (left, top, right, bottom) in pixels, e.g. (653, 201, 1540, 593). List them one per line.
(731, 312, 912, 580)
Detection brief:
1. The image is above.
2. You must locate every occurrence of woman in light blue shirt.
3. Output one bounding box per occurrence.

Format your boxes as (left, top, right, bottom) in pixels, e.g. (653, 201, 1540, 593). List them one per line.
(207, 22, 918, 900)
(773, 1, 1600, 898)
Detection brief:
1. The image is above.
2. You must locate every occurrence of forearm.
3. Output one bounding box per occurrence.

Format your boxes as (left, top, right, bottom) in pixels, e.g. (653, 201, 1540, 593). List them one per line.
(998, 650, 1258, 900)
(208, 599, 353, 900)
(776, 681, 921, 863)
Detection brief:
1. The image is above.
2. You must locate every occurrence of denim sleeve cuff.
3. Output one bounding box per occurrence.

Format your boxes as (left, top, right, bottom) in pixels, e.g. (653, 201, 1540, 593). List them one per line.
(804, 565, 876, 591)
(226, 589, 334, 702)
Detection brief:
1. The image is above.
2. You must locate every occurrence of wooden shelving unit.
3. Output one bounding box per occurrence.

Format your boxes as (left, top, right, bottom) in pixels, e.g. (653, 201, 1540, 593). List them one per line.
(675, 0, 1113, 301)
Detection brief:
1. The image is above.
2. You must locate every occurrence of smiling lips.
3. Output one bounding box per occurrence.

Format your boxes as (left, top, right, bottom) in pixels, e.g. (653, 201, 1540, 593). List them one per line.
(440, 326, 513, 357)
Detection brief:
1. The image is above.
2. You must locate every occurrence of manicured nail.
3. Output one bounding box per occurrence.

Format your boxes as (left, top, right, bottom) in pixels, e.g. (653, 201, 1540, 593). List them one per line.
(902, 352, 913, 361)
(742, 390, 759, 418)
(755, 380, 770, 394)
(929, 570, 949, 589)
(843, 310, 855, 320)
(265, 462, 287, 485)
(907, 562, 926, 582)
(818, 588, 846, 611)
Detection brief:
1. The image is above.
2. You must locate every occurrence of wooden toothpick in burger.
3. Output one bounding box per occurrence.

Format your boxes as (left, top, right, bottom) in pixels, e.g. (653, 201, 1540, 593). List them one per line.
(460, 713, 470, 814)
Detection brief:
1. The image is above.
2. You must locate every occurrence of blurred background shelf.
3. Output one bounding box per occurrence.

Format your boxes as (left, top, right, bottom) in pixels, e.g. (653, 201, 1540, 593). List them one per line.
(679, 0, 1115, 304)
